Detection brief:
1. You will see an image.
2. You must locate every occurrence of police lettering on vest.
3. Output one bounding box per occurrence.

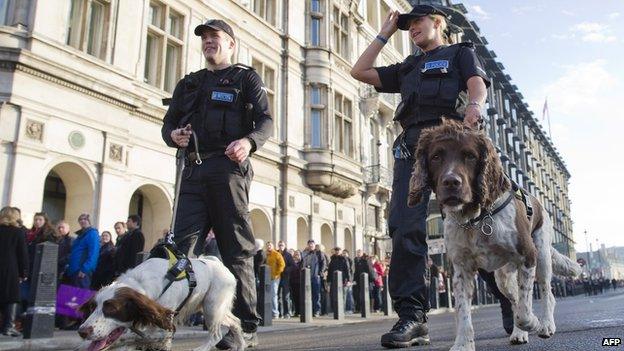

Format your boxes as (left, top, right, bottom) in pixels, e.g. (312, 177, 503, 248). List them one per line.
(394, 42, 474, 127)
(180, 64, 254, 153)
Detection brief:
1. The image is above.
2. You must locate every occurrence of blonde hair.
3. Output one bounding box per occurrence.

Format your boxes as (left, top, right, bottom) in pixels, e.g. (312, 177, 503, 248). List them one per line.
(0, 206, 21, 227)
(429, 14, 455, 45)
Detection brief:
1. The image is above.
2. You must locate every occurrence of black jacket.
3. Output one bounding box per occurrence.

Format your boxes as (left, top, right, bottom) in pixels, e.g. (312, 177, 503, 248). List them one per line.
(354, 256, 376, 283)
(0, 225, 28, 303)
(115, 229, 145, 274)
(328, 254, 352, 284)
(92, 242, 116, 289)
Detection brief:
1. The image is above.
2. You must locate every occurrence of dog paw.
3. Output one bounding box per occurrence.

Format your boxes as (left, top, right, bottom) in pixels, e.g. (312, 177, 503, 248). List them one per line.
(515, 314, 540, 333)
(538, 319, 556, 339)
(509, 329, 529, 345)
(450, 341, 475, 351)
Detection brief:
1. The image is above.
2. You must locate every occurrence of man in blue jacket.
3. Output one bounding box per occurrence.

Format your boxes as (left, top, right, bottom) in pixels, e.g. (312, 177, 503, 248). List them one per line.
(65, 213, 99, 289)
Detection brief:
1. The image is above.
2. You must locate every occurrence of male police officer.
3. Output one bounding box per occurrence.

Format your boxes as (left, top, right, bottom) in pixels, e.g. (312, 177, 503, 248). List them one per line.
(161, 19, 272, 348)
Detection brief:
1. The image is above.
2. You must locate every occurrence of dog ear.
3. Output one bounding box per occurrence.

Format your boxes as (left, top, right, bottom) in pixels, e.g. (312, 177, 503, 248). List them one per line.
(475, 131, 511, 209)
(408, 130, 433, 207)
(118, 287, 176, 331)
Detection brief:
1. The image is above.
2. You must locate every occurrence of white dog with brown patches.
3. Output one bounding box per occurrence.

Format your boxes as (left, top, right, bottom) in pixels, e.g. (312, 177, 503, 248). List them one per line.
(77, 256, 244, 351)
(408, 119, 580, 351)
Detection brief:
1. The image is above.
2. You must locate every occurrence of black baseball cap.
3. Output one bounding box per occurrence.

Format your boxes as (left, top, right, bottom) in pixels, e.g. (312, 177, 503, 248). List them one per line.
(397, 5, 449, 30)
(194, 19, 235, 39)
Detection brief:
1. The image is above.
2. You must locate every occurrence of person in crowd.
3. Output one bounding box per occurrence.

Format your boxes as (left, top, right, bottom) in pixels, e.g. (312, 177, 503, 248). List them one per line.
(353, 249, 365, 312)
(277, 240, 295, 318)
(65, 213, 99, 289)
(115, 215, 145, 275)
(371, 255, 385, 312)
(265, 242, 285, 318)
(253, 239, 266, 286)
(91, 231, 116, 290)
(612, 278, 618, 291)
(202, 229, 221, 259)
(354, 252, 376, 312)
(113, 221, 126, 247)
(302, 239, 325, 317)
(0, 207, 28, 337)
(342, 250, 355, 313)
(55, 220, 76, 282)
(22, 212, 56, 315)
(328, 247, 353, 313)
(316, 244, 330, 315)
(289, 250, 302, 317)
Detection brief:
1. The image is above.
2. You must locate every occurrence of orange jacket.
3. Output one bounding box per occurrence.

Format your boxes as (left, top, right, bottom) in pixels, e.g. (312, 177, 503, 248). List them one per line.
(266, 249, 285, 280)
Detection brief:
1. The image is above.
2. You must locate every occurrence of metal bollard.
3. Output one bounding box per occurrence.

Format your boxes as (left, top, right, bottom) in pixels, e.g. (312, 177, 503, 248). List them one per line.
(446, 277, 453, 309)
(382, 275, 393, 316)
(359, 273, 370, 318)
(331, 271, 344, 320)
(300, 268, 312, 323)
(258, 265, 272, 326)
(23, 242, 58, 339)
(136, 251, 151, 265)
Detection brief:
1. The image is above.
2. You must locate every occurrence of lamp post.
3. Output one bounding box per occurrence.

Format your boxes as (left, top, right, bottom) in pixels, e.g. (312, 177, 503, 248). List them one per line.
(584, 230, 592, 277)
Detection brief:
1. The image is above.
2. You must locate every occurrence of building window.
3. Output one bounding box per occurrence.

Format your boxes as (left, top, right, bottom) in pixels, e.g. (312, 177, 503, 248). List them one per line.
(252, 0, 276, 26)
(310, 86, 326, 148)
(251, 58, 277, 135)
(333, 92, 353, 157)
(310, 0, 323, 46)
(66, 0, 110, 60)
(144, 1, 183, 93)
(426, 216, 444, 238)
(331, 6, 348, 59)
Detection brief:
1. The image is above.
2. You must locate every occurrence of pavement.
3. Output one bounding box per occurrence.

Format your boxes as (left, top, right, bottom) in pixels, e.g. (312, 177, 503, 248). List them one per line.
(1, 290, 622, 351)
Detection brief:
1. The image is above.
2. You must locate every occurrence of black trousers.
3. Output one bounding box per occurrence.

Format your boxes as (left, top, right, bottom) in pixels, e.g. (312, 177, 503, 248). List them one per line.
(387, 139, 432, 321)
(174, 156, 260, 332)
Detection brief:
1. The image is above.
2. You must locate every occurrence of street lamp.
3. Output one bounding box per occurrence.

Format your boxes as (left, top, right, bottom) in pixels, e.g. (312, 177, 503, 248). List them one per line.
(584, 230, 592, 277)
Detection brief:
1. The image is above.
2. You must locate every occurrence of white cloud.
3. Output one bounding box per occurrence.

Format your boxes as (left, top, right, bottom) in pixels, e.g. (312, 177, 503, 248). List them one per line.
(561, 9, 575, 16)
(469, 5, 490, 20)
(551, 22, 619, 43)
(527, 60, 624, 251)
(511, 5, 544, 15)
(608, 12, 620, 20)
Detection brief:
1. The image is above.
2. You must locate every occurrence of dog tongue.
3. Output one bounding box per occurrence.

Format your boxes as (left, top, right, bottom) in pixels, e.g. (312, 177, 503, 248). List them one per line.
(87, 339, 108, 351)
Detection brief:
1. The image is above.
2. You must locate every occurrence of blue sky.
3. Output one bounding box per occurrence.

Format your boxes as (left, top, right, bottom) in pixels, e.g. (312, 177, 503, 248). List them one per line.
(459, 1, 624, 251)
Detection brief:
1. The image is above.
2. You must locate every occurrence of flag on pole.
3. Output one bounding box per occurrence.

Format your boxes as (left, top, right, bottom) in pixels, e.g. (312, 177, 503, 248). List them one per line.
(542, 97, 549, 120)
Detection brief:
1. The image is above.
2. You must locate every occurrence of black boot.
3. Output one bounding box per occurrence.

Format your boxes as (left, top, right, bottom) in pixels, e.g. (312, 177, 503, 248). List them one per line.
(1, 304, 22, 337)
(381, 311, 430, 348)
(500, 297, 514, 335)
(216, 329, 258, 349)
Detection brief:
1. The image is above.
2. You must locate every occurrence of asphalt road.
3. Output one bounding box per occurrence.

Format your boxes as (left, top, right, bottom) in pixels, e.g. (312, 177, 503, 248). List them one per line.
(173, 290, 624, 351)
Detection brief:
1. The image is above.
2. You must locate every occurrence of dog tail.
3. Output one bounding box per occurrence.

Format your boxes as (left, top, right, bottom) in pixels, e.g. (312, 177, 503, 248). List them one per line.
(551, 248, 582, 277)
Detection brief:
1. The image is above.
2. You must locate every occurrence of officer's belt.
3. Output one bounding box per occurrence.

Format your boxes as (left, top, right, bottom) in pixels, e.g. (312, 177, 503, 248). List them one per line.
(187, 151, 224, 163)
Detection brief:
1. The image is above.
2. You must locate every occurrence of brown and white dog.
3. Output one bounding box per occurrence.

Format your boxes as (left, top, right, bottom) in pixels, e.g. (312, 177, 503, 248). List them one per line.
(77, 256, 244, 351)
(408, 119, 580, 351)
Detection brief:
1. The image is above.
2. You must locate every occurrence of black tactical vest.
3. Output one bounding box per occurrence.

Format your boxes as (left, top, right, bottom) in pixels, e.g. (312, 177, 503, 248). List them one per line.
(394, 42, 473, 128)
(180, 65, 253, 152)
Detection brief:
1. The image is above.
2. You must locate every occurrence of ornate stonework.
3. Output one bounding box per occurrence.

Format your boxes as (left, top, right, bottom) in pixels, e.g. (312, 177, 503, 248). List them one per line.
(25, 120, 43, 141)
(109, 143, 123, 162)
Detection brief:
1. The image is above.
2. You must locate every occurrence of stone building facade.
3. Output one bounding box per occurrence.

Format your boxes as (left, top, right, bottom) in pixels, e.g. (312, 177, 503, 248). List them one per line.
(0, 0, 573, 258)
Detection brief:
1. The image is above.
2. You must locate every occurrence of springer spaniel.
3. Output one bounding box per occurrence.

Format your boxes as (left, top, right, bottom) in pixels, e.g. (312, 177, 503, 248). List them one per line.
(77, 256, 244, 351)
(408, 119, 581, 351)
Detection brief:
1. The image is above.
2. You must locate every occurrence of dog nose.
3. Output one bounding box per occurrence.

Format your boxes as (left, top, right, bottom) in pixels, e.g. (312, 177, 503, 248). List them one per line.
(78, 325, 93, 339)
(442, 173, 462, 189)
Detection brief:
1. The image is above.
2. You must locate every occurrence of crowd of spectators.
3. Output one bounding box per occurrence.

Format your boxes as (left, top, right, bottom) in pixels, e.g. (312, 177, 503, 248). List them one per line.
(0, 206, 146, 335)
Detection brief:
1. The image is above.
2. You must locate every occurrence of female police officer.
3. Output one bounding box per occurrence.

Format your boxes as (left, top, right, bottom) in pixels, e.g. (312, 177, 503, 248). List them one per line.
(351, 5, 489, 348)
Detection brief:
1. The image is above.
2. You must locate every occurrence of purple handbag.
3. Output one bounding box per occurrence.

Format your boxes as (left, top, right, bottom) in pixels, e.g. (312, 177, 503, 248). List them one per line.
(56, 284, 96, 318)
